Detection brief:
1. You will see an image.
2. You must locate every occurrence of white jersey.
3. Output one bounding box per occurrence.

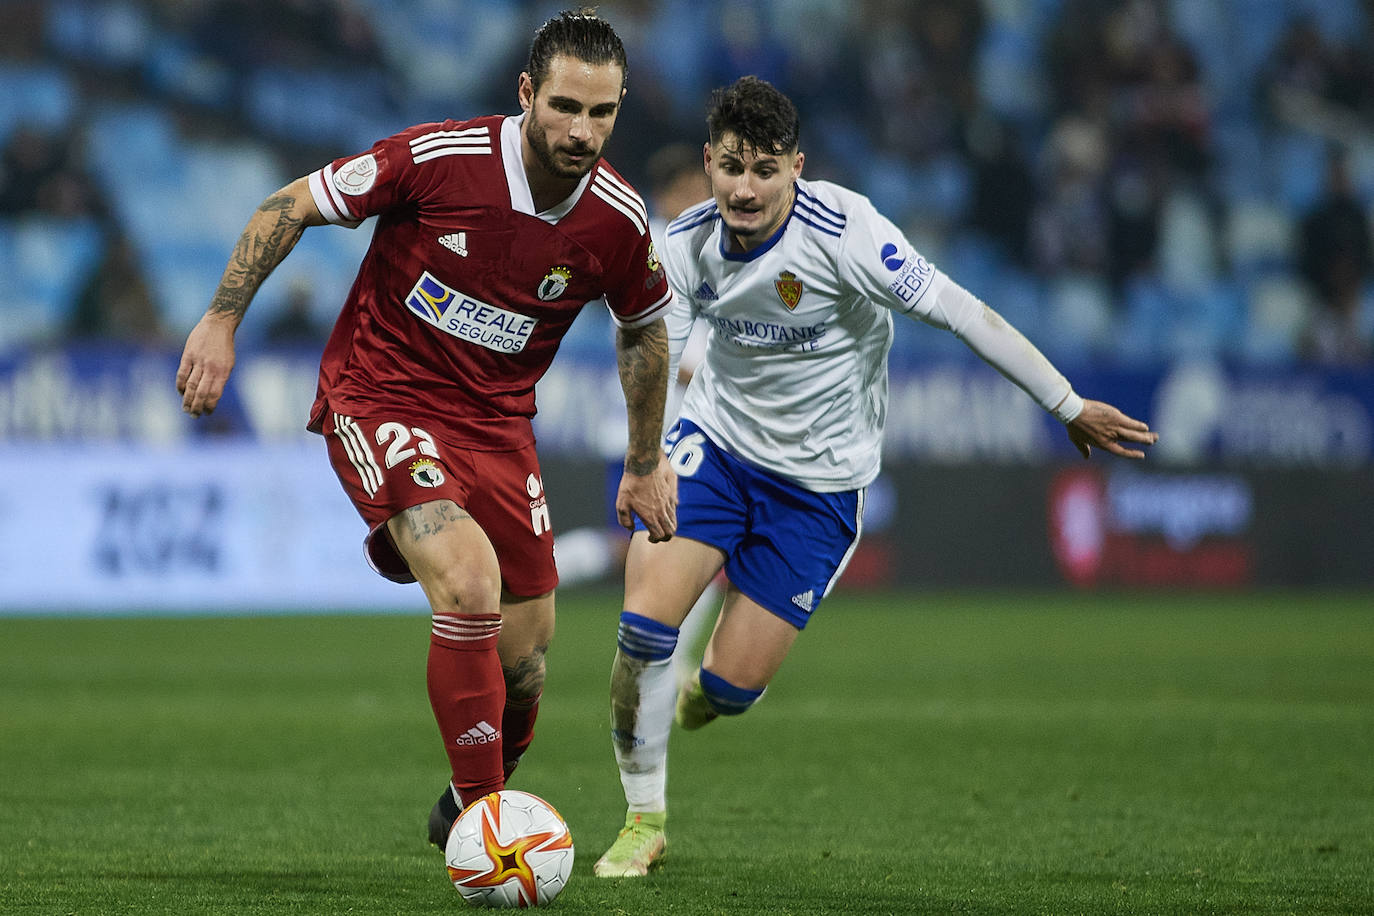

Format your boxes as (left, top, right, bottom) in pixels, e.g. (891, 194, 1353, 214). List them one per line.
(662, 178, 1077, 492)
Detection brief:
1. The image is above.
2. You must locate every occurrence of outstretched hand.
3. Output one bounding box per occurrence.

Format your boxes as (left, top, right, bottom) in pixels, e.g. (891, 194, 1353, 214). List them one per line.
(176, 314, 237, 417)
(1066, 399, 1158, 459)
(616, 452, 678, 542)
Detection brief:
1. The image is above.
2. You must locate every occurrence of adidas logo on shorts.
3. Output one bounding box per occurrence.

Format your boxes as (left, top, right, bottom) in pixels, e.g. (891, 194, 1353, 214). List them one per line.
(456, 720, 499, 745)
(790, 590, 815, 612)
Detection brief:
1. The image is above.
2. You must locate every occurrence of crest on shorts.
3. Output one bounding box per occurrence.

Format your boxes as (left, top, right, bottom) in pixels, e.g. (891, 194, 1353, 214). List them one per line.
(410, 458, 445, 488)
(774, 270, 803, 310)
(537, 265, 572, 301)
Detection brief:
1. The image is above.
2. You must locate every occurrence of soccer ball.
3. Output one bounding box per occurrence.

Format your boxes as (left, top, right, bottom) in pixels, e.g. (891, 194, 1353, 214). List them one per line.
(444, 790, 574, 908)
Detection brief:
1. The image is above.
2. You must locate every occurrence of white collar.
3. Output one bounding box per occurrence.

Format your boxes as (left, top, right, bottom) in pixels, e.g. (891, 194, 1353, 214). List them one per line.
(501, 114, 591, 223)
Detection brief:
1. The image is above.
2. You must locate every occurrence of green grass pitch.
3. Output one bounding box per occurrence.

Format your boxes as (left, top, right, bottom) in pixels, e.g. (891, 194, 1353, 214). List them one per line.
(2, 590, 1371, 914)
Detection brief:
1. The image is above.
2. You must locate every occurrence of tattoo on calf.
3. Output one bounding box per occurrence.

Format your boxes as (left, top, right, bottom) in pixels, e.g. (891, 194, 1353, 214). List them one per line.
(502, 646, 549, 701)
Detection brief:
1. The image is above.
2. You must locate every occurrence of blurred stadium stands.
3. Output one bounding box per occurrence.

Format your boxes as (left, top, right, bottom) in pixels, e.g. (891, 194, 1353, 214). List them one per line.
(0, 0, 1371, 367)
(3, 1, 1373, 606)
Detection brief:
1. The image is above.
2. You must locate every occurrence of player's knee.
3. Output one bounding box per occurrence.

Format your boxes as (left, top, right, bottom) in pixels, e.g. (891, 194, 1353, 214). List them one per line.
(616, 611, 679, 662)
(698, 667, 765, 716)
(423, 565, 501, 617)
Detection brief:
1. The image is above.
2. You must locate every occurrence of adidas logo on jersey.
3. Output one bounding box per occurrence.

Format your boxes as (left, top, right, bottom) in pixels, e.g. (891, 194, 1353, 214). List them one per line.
(694, 281, 718, 301)
(791, 590, 815, 612)
(438, 232, 468, 257)
(455, 720, 498, 745)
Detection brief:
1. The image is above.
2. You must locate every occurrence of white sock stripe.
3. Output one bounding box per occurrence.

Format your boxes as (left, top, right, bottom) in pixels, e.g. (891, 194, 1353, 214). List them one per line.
(333, 413, 382, 496)
(432, 615, 502, 642)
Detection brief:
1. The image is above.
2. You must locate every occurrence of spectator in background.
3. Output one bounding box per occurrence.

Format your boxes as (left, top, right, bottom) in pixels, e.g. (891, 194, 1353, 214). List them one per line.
(964, 110, 1034, 267)
(1030, 115, 1112, 278)
(68, 233, 167, 345)
(0, 125, 99, 219)
(1300, 147, 1374, 364)
(263, 276, 330, 345)
(645, 142, 710, 234)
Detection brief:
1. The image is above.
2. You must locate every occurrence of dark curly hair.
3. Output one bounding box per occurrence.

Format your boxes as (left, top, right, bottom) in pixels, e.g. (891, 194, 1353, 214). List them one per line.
(526, 8, 628, 94)
(706, 76, 800, 155)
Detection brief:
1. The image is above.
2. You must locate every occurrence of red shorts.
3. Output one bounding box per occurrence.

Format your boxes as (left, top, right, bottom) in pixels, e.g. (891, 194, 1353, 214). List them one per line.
(321, 409, 558, 596)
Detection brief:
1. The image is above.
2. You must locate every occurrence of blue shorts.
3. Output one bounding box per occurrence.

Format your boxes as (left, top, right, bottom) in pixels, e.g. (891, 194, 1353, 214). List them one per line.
(636, 420, 864, 629)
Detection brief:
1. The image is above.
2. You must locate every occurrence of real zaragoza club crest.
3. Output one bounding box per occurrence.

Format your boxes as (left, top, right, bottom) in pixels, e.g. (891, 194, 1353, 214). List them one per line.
(774, 270, 803, 310)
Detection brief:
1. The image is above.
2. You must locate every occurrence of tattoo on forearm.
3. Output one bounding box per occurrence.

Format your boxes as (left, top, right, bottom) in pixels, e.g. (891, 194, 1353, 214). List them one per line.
(502, 647, 548, 702)
(401, 501, 470, 541)
(210, 193, 307, 320)
(617, 321, 669, 475)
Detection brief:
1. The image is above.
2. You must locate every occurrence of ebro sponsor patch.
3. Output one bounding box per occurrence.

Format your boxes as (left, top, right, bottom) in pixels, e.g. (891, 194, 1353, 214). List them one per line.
(883, 244, 935, 309)
(404, 271, 537, 353)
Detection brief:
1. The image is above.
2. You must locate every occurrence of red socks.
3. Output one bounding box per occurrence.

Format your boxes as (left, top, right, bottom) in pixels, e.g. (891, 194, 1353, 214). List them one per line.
(502, 692, 541, 781)
(427, 613, 504, 807)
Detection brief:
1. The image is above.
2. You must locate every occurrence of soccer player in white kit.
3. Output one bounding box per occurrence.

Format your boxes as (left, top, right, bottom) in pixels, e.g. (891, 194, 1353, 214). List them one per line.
(592, 76, 1158, 877)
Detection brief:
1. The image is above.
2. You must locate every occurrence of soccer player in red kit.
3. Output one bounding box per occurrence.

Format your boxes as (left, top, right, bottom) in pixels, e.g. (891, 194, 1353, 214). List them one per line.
(175, 10, 676, 847)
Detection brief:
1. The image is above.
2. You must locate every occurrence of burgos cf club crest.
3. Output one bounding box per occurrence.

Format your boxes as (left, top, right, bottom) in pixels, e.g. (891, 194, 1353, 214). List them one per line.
(537, 266, 572, 301)
(775, 270, 803, 310)
(410, 458, 445, 488)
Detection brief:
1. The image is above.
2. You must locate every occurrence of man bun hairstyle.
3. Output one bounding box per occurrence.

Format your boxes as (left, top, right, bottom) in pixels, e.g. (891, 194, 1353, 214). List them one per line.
(707, 75, 800, 156)
(527, 7, 628, 93)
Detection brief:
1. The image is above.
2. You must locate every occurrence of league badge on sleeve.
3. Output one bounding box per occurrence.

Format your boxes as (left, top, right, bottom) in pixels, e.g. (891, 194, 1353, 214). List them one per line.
(775, 270, 804, 310)
(333, 154, 378, 196)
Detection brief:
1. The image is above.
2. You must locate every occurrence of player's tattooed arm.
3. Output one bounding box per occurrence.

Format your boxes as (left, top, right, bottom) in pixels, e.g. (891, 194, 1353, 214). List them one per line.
(207, 177, 325, 326)
(616, 319, 671, 475)
(177, 176, 326, 416)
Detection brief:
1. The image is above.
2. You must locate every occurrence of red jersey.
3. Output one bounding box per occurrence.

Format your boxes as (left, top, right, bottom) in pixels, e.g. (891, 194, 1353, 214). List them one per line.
(303, 114, 672, 449)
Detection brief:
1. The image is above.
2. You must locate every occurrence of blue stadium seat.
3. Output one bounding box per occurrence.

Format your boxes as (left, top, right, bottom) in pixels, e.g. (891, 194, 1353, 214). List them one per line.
(1225, 200, 1296, 283)
(0, 65, 76, 143)
(142, 33, 234, 110)
(1273, 129, 1330, 213)
(1042, 273, 1115, 367)
(0, 217, 105, 349)
(1239, 274, 1311, 365)
(44, 0, 153, 69)
(976, 20, 1047, 123)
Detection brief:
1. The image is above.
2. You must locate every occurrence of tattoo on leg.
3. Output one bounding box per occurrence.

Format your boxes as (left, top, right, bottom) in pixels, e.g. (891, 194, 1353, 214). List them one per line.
(502, 646, 548, 702)
(401, 502, 470, 541)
